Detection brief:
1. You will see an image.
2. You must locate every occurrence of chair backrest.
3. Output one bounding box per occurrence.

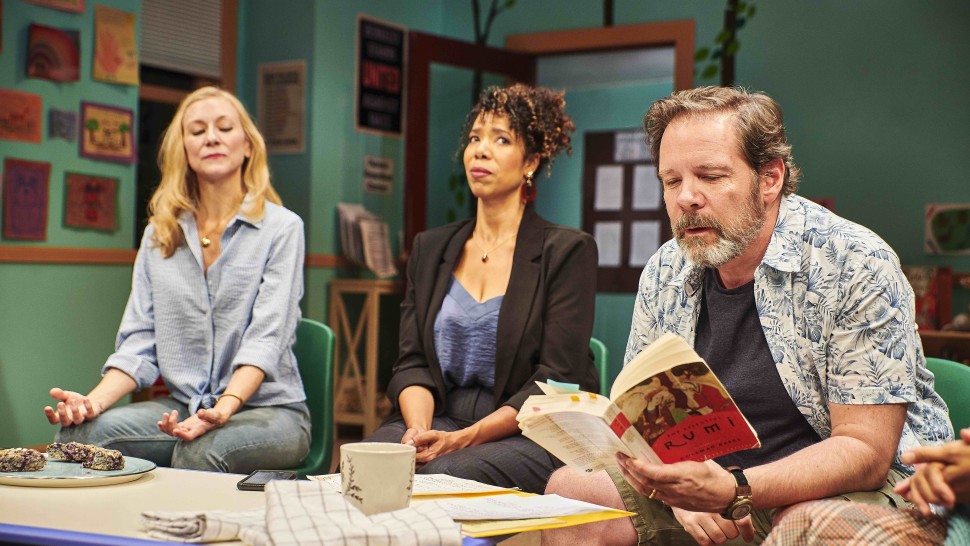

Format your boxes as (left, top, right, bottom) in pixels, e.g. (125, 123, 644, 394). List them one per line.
(590, 337, 610, 396)
(289, 318, 335, 477)
(926, 357, 970, 432)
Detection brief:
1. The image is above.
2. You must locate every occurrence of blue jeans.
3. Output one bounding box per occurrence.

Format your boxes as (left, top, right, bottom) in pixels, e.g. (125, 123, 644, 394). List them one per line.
(56, 397, 311, 474)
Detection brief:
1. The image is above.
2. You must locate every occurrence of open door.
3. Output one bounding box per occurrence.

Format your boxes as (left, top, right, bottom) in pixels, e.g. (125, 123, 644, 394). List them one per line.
(403, 22, 694, 257)
(403, 32, 535, 255)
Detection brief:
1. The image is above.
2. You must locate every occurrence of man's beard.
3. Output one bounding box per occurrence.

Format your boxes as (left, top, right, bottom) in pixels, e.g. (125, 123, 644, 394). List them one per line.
(673, 180, 766, 268)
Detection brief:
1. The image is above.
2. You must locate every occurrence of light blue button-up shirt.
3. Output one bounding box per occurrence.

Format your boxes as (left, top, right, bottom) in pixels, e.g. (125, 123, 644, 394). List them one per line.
(104, 199, 306, 414)
(626, 194, 953, 473)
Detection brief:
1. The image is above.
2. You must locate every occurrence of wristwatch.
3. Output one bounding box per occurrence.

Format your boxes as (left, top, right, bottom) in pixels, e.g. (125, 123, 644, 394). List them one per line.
(720, 466, 753, 520)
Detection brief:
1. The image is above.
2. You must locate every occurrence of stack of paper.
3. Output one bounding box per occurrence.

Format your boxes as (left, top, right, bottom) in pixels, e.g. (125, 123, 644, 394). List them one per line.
(309, 473, 632, 538)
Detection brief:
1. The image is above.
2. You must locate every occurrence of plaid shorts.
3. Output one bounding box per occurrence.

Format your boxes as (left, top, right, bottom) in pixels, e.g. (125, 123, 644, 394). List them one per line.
(763, 499, 948, 546)
(607, 466, 918, 546)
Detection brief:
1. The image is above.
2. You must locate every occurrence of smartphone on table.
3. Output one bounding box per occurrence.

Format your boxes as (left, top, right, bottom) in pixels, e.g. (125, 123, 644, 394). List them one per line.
(236, 470, 298, 491)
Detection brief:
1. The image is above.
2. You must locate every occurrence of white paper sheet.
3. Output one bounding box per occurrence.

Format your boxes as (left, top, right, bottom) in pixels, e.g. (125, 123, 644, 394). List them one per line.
(614, 131, 650, 162)
(432, 494, 614, 521)
(629, 221, 660, 267)
(632, 165, 661, 211)
(309, 473, 516, 496)
(594, 222, 622, 267)
(594, 165, 624, 211)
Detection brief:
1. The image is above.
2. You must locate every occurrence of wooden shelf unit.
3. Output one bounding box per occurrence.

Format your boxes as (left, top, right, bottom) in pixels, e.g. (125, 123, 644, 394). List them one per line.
(329, 279, 402, 437)
(920, 330, 970, 365)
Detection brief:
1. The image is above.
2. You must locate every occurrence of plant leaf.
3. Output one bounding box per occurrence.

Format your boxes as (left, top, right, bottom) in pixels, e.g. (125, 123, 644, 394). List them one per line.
(456, 191, 465, 206)
(715, 29, 731, 44)
(694, 47, 710, 61)
(701, 64, 719, 79)
(712, 47, 722, 60)
(737, 17, 746, 29)
(447, 210, 457, 223)
(748, 5, 757, 17)
(725, 39, 740, 57)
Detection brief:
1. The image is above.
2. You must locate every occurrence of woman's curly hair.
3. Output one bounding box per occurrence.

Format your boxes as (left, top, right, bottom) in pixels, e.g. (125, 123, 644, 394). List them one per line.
(457, 83, 575, 178)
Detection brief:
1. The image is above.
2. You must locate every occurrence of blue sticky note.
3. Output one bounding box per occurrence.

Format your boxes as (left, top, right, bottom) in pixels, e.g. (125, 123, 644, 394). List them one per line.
(547, 379, 580, 392)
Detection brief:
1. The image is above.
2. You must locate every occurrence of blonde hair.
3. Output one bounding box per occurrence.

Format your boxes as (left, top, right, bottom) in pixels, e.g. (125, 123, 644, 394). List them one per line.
(148, 86, 281, 257)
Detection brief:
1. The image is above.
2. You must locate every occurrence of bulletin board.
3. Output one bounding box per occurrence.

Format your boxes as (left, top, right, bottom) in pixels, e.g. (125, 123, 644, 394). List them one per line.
(582, 130, 671, 293)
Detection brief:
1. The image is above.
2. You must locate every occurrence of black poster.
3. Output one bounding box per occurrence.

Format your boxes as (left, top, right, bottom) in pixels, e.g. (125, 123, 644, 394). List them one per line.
(356, 16, 406, 136)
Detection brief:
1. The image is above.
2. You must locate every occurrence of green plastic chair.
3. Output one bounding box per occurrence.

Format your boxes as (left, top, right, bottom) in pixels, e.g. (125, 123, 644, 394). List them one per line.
(288, 318, 335, 477)
(926, 357, 970, 432)
(590, 337, 610, 396)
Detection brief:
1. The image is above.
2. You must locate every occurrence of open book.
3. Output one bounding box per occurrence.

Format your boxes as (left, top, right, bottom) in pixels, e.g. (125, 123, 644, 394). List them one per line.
(517, 333, 760, 473)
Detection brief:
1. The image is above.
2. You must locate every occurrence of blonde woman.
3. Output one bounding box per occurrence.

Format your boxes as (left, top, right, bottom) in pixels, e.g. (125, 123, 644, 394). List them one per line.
(365, 84, 599, 494)
(44, 87, 310, 473)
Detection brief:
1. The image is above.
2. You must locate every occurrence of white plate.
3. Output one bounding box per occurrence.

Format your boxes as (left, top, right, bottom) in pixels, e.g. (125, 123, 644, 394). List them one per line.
(0, 455, 156, 488)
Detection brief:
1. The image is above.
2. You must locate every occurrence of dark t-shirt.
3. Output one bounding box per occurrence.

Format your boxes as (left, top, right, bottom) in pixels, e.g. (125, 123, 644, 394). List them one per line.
(694, 268, 821, 468)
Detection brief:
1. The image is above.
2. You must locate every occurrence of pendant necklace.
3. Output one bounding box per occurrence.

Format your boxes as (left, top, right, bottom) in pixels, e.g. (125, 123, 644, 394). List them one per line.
(472, 231, 516, 263)
(200, 208, 239, 248)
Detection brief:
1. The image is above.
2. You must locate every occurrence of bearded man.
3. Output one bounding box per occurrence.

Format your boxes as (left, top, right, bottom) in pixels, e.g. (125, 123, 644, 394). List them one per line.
(542, 87, 952, 546)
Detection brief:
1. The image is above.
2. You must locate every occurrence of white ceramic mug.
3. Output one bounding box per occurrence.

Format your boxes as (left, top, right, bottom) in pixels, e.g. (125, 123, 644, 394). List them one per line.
(340, 442, 416, 515)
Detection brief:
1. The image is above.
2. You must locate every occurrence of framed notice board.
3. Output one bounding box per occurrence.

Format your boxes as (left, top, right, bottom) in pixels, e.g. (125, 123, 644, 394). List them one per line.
(583, 130, 672, 293)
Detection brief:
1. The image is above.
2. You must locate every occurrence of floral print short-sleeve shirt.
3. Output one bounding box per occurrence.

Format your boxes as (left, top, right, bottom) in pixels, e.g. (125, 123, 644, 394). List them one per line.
(626, 194, 953, 473)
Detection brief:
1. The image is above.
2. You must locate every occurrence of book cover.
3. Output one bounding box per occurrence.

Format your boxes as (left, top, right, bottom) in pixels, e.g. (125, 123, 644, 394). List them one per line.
(517, 333, 760, 473)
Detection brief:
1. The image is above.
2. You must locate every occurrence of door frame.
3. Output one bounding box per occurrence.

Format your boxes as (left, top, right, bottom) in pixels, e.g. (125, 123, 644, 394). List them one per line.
(403, 32, 536, 254)
(402, 20, 695, 255)
(505, 20, 695, 92)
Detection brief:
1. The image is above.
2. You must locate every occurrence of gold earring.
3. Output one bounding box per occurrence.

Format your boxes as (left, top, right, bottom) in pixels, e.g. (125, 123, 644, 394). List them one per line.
(521, 172, 536, 202)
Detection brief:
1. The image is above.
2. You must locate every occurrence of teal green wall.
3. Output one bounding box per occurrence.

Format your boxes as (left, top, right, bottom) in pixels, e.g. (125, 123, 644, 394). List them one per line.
(3, 0, 969, 447)
(0, 0, 139, 449)
(441, 0, 970, 383)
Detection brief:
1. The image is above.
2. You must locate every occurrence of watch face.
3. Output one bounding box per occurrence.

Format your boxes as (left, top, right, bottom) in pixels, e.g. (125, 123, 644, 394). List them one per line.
(730, 501, 753, 520)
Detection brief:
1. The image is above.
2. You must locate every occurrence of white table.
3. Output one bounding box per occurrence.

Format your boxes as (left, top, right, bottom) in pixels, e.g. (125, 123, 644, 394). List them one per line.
(0, 467, 262, 544)
(0, 466, 518, 545)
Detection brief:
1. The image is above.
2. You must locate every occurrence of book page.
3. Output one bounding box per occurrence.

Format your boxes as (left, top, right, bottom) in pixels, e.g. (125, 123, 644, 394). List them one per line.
(519, 396, 660, 472)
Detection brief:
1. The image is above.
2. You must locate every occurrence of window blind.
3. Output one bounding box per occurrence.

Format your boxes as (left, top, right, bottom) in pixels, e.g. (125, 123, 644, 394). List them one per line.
(141, 0, 222, 78)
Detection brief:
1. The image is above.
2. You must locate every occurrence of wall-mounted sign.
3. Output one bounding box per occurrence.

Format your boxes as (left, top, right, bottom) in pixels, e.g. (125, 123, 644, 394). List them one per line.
(257, 60, 306, 154)
(355, 15, 406, 137)
(363, 155, 393, 195)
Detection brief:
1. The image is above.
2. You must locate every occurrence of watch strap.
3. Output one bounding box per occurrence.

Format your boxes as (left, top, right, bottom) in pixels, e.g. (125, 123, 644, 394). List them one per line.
(725, 466, 751, 495)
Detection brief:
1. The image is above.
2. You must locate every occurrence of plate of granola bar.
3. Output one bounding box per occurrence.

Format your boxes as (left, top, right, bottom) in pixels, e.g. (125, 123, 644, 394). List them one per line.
(0, 442, 155, 487)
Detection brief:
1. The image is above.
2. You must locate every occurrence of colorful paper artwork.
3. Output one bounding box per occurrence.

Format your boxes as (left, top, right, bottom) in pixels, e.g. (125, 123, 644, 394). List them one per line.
(925, 203, 970, 255)
(902, 266, 953, 331)
(93, 5, 138, 85)
(49, 108, 78, 141)
(64, 172, 117, 231)
(2, 158, 51, 241)
(24, 0, 85, 13)
(80, 101, 135, 163)
(27, 24, 80, 82)
(0, 89, 43, 143)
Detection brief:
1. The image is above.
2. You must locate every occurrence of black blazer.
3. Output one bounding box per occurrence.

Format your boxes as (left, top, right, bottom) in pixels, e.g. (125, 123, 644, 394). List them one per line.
(387, 207, 599, 414)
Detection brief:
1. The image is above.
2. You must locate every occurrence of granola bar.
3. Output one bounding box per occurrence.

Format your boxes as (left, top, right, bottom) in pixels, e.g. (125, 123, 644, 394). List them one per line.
(0, 448, 47, 472)
(82, 446, 125, 471)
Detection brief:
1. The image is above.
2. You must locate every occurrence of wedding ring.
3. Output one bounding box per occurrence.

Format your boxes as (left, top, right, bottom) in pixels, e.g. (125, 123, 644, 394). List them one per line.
(648, 489, 657, 500)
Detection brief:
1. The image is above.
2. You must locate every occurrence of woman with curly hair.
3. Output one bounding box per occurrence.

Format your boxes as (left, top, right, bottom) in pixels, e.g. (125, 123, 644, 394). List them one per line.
(44, 87, 310, 473)
(364, 84, 599, 493)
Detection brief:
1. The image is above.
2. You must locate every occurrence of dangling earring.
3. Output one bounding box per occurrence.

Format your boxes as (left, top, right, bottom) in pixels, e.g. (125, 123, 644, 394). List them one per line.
(521, 172, 536, 202)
